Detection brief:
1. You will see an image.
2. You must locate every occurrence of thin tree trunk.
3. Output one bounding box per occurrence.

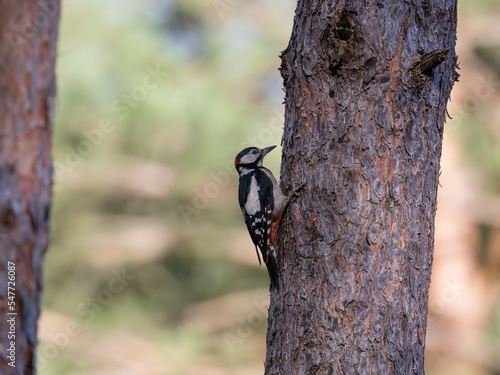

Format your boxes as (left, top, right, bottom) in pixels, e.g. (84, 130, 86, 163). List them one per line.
(266, 1, 458, 374)
(0, 1, 60, 374)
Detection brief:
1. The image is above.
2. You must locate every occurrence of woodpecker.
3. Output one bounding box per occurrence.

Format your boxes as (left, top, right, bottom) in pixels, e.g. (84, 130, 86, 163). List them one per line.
(235, 145, 288, 288)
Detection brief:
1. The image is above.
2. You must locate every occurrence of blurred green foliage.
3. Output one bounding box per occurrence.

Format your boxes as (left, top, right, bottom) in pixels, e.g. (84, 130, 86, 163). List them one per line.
(44, 0, 293, 373)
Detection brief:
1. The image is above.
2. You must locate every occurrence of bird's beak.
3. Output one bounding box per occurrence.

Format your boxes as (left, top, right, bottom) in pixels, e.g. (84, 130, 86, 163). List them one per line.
(261, 145, 277, 156)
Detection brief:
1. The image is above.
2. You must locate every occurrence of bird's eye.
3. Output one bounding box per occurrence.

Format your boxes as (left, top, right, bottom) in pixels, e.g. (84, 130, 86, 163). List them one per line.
(252, 149, 258, 154)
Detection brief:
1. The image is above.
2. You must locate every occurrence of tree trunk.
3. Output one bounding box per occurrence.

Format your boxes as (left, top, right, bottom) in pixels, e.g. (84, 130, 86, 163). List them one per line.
(0, 1, 60, 374)
(266, 1, 458, 374)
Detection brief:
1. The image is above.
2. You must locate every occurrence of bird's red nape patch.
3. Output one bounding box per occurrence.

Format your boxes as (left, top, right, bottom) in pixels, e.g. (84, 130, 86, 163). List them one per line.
(234, 156, 241, 166)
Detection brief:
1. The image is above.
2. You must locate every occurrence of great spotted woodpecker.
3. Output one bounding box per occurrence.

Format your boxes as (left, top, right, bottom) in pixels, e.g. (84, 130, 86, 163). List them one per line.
(235, 145, 293, 288)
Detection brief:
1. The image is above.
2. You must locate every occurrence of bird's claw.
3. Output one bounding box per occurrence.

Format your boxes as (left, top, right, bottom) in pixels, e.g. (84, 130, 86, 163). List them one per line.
(290, 182, 306, 197)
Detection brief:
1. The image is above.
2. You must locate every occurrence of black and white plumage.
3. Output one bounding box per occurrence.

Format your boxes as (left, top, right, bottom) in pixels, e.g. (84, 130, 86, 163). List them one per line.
(235, 146, 286, 288)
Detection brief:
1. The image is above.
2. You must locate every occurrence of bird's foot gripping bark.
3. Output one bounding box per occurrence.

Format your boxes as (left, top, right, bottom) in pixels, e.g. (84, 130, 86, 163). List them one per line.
(270, 182, 306, 248)
(284, 182, 306, 214)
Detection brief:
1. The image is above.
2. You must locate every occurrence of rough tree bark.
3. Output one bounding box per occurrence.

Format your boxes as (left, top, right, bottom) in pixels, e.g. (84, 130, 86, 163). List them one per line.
(0, 1, 60, 374)
(266, 1, 458, 374)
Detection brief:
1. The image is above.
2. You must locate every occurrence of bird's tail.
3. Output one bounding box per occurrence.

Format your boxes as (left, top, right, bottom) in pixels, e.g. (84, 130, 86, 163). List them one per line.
(265, 252, 279, 289)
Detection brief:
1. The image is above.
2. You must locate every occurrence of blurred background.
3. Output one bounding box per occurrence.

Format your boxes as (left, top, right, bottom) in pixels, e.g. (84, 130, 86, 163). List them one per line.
(40, 0, 500, 374)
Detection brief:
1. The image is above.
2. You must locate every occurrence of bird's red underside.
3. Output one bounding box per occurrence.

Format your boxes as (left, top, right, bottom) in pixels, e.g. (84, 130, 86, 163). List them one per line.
(271, 213, 282, 247)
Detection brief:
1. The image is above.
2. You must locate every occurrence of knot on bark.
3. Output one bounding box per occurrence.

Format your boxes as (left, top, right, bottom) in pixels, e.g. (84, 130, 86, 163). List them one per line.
(417, 49, 449, 76)
(409, 48, 450, 89)
(410, 49, 449, 78)
(320, 8, 354, 75)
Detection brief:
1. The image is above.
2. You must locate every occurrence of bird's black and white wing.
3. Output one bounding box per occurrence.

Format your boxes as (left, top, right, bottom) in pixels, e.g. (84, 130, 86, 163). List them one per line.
(238, 170, 278, 285)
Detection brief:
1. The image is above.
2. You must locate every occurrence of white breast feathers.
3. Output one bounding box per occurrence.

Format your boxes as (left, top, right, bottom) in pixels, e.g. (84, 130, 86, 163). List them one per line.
(244, 176, 261, 215)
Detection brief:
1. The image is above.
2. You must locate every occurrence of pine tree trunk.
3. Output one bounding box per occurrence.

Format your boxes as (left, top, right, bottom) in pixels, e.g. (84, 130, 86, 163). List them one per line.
(0, 1, 60, 374)
(266, 1, 458, 374)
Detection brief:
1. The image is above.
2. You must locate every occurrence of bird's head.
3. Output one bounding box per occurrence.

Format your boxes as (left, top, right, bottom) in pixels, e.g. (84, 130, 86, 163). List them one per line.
(234, 145, 276, 173)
